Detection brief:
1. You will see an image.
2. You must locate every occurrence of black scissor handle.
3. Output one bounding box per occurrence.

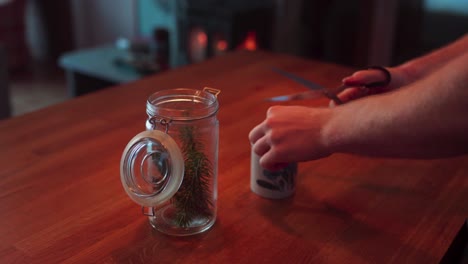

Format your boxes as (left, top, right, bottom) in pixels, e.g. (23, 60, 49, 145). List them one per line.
(365, 66, 392, 88)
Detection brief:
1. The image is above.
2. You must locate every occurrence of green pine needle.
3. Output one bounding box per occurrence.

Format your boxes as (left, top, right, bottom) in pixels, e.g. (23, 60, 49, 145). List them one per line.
(172, 126, 214, 228)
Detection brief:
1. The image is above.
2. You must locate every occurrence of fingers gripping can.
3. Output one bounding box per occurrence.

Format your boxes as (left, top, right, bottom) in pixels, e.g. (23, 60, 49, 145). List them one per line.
(250, 150, 297, 199)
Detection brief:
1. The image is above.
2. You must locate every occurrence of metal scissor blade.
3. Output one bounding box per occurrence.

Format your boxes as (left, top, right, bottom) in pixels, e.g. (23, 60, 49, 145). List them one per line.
(271, 67, 325, 90)
(266, 90, 326, 102)
(271, 67, 344, 104)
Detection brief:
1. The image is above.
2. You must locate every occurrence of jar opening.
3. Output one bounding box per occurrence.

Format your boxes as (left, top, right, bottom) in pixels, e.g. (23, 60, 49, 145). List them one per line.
(147, 88, 219, 120)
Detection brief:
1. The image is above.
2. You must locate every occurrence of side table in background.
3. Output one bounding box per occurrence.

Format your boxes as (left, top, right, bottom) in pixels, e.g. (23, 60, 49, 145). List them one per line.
(59, 45, 144, 97)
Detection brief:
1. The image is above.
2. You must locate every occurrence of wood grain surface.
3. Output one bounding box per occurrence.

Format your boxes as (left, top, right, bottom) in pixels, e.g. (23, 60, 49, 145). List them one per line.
(1, 51, 467, 263)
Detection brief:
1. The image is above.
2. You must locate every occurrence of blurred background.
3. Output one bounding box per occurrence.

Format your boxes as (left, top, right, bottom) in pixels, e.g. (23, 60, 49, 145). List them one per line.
(0, 0, 467, 119)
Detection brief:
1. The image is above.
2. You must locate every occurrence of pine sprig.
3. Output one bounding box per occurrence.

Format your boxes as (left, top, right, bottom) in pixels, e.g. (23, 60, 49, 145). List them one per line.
(172, 126, 213, 228)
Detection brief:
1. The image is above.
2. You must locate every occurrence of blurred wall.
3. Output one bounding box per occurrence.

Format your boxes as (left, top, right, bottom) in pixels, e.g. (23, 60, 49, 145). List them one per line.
(25, 0, 48, 61)
(138, 0, 182, 66)
(276, 0, 467, 67)
(70, 0, 138, 49)
(425, 0, 468, 15)
(422, 0, 468, 53)
(23, 0, 75, 62)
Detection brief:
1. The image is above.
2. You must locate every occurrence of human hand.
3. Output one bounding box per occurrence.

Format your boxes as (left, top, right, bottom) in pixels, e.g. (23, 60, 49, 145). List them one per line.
(249, 106, 333, 171)
(331, 66, 407, 106)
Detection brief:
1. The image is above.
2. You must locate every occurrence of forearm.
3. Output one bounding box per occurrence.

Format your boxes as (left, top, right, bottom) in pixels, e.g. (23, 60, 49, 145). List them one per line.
(398, 34, 468, 81)
(325, 52, 468, 158)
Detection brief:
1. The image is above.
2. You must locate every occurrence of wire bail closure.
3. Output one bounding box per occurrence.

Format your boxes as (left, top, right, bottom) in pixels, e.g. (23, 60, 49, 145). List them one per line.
(203, 87, 221, 97)
(142, 206, 155, 216)
(149, 116, 172, 133)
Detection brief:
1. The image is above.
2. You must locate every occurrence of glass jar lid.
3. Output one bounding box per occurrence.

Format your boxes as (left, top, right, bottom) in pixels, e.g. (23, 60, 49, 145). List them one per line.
(120, 130, 184, 207)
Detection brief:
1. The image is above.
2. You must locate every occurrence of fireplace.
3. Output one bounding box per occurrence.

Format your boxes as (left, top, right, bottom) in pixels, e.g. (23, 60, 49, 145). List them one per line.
(179, 1, 275, 63)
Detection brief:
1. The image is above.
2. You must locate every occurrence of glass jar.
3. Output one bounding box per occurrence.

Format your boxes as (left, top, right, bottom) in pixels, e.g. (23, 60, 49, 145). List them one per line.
(121, 88, 220, 236)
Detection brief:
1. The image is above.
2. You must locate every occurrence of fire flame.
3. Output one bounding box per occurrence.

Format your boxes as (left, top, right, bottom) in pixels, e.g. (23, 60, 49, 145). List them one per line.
(197, 31, 207, 46)
(216, 40, 228, 51)
(238, 31, 257, 51)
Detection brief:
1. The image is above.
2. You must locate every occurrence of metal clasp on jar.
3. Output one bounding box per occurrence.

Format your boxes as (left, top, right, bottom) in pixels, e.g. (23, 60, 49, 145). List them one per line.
(148, 116, 172, 133)
(203, 87, 221, 97)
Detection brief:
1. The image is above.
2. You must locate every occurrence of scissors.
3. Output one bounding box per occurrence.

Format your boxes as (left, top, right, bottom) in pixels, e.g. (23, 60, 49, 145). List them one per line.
(267, 67, 391, 105)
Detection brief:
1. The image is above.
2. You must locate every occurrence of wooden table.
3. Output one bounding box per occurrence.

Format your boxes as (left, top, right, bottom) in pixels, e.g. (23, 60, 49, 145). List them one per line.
(1, 51, 467, 263)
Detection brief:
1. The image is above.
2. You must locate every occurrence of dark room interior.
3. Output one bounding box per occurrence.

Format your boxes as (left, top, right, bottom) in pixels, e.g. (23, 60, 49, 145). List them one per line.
(1, 0, 467, 118)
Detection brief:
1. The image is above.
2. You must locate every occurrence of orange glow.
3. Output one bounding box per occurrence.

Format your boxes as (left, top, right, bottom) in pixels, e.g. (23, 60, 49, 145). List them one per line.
(197, 31, 208, 45)
(216, 40, 228, 51)
(238, 31, 257, 51)
(189, 28, 208, 63)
